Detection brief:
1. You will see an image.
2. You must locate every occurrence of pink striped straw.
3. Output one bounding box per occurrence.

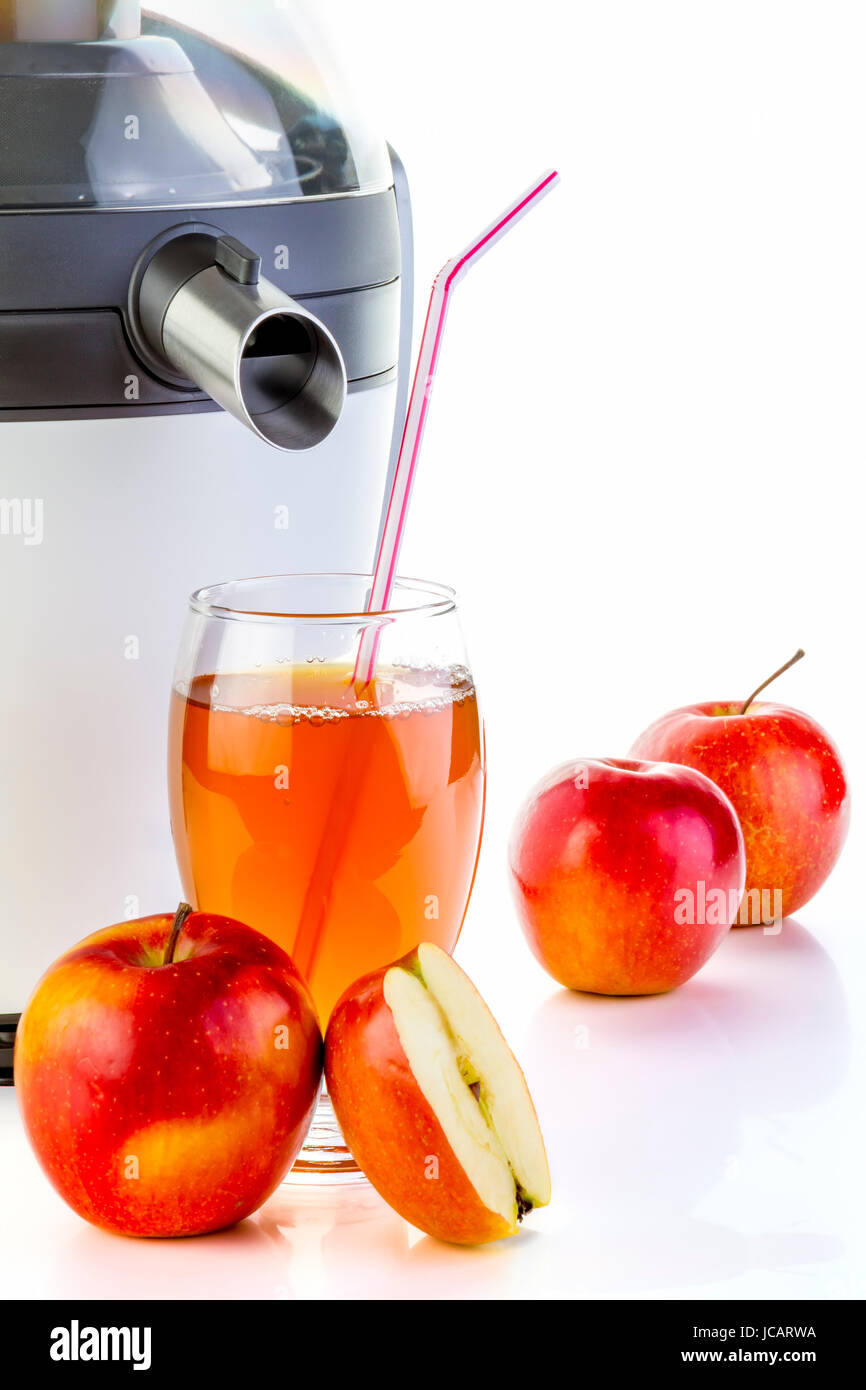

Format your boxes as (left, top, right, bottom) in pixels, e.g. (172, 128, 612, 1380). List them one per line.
(354, 168, 561, 684)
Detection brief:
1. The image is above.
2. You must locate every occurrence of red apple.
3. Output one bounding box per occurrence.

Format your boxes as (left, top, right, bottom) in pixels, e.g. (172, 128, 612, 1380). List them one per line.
(630, 654, 850, 922)
(326, 943, 551, 1246)
(509, 758, 746, 994)
(15, 905, 323, 1238)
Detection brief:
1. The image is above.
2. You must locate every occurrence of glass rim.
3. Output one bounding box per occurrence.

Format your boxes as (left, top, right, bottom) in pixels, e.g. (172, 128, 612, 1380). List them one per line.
(188, 573, 458, 624)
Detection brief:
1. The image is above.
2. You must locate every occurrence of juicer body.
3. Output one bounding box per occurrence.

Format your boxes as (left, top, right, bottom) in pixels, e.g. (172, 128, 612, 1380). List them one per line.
(0, 393, 402, 1010)
(0, 4, 414, 1010)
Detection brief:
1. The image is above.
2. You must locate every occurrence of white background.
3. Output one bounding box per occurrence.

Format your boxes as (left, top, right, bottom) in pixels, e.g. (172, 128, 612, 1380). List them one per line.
(3, 0, 864, 1300)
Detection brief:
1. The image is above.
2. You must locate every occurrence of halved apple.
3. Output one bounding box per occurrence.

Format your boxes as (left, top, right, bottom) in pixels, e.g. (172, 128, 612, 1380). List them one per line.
(325, 943, 551, 1245)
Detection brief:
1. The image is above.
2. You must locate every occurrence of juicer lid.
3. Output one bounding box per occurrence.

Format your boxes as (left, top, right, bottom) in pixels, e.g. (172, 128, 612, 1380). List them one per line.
(0, 0, 393, 209)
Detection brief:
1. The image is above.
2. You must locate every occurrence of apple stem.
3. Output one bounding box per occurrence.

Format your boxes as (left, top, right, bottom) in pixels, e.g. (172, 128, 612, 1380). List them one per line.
(740, 648, 805, 715)
(164, 902, 193, 966)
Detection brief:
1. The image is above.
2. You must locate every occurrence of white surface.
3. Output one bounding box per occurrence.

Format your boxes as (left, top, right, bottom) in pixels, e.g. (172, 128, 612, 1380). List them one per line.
(3, 865, 864, 1300)
(3, 0, 865, 1298)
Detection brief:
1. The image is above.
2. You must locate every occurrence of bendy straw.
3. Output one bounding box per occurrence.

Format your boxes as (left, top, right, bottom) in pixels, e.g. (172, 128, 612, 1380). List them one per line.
(354, 168, 561, 684)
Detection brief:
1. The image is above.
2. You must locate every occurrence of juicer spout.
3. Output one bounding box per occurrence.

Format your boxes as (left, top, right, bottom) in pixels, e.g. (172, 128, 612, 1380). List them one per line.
(134, 232, 347, 452)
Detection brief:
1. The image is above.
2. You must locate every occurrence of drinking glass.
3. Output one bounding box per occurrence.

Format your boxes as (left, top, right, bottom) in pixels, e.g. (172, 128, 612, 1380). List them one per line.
(169, 574, 486, 1178)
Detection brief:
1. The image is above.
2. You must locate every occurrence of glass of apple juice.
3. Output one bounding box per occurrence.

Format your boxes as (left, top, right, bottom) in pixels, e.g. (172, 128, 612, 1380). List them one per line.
(168, 573, 486, 1179)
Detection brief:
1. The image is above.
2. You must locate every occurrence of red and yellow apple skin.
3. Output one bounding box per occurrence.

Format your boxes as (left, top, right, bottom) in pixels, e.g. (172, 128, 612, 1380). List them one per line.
(326, 959, 514, 1246)
(15, 912, 323, 1238)
(631, 702, 850, 921)
(509, 758, 746, 994)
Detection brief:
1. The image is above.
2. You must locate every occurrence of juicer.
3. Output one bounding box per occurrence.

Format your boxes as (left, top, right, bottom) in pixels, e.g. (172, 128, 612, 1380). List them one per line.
(0, 0, 414, 1019)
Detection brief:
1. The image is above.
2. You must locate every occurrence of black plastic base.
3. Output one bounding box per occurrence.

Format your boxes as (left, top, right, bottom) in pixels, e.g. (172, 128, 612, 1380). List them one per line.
(0, 1013, 19, 1086)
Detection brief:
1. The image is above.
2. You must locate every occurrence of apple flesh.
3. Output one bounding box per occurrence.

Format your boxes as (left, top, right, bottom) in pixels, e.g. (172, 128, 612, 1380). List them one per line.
(509, 758, 746, 994)
(325, 943, 550, 1246)
(15, 909, 323, 1238)
(631, 701, 850, 921)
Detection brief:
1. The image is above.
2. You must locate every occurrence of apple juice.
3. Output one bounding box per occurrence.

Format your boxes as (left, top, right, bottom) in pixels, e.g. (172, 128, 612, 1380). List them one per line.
(169, 663, 485, 1022)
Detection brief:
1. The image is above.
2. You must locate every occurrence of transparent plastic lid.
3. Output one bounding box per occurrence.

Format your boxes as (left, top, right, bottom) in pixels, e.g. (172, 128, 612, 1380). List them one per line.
(0, 0, 393, 208)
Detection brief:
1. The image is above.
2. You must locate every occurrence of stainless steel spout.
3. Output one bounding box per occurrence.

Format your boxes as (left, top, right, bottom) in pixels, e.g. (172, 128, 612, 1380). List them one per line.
(136, 233, 347, 452)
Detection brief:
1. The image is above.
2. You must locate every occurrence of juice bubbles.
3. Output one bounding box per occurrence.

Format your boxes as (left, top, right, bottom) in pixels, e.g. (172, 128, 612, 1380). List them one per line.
(169, 663, 485, 1022)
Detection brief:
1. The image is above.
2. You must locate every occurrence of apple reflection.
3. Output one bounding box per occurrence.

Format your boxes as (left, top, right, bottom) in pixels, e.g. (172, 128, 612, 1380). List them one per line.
(524, 917, 849, 1293)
